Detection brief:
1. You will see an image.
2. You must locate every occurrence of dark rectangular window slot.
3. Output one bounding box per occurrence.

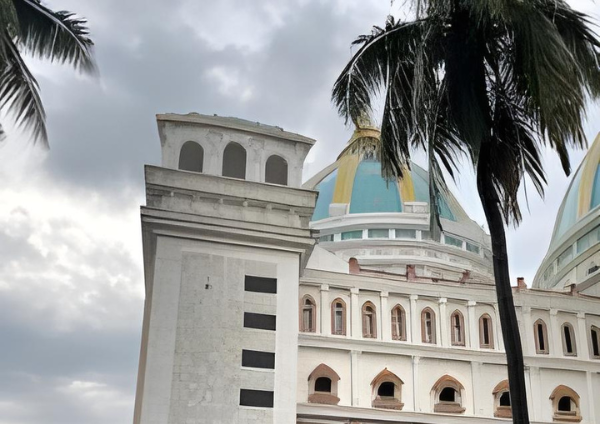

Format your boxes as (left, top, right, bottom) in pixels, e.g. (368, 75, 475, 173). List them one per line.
(242, 350, 275, 369)
(245, 276, 277, 294)
(239, 389, 274, 408)
(244, 312, 276, 331)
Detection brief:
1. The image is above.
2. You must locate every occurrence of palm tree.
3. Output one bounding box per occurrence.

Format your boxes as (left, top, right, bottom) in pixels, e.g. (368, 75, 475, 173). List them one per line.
(0, 0, 96, 146)
(332, 1, 600, 423)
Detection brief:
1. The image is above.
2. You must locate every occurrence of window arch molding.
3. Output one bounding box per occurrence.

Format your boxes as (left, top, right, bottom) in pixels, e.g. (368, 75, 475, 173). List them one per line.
(331, 298, 346, 336)
(431, 374, 466, 414)
(492, 380, 511, 418)
(421, 307, 437, 344)
(307, 363, 340, 405)
(534, 318, 549, 354)
(265, 154, 288, 185)
(450, 310, 465, 346)
(178, 140, 205, 172)
(222, 141, 247, 179)
(561, 322, 577, 356)
(479, 313, 494, 349)
(391, 304, 406, 341)
(300, 295, 317, 333)
(550, 385, 581, 422)
(370, 368, 404, 410)
(362, 301, 377, 338)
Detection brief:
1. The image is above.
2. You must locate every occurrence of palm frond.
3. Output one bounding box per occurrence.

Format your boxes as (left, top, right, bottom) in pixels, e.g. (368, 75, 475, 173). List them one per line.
(0, 0, 18, 35)
(332, 18, 425, 126)
(511, 4, 586, 171)
(0, 31, 47, 146)
(12, 0, 97, 74)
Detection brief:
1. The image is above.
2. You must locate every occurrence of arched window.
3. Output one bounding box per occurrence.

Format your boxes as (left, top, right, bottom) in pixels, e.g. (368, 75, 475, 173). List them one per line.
(300, 295, 316, 333)
(362, 302, 377, 338)
(222, 142, 246, 179)
(265, 155, 288, 185)
(370, 368, 404, 410)
(178, 141, 204, 172)
(534, 319, 549, 354)
(493, 380, 512, 418)
(450, 310, 465, 346)
(331, 298, 346, 336)
(431, 375, 466, 414)
(550, 385, 581, 422)
(562, 323, 577, 356)
(391, 305, 406, 341)
(308, 364, 340, 405)
(421, 307, 436, 344)
(479, 313, 494, 349)
(590, 326, 600, 359)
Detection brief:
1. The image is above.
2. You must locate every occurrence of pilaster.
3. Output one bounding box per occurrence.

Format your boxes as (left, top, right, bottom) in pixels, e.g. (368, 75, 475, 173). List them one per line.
(320, 284, 330, 335)
(380, 291, 390, 341)
(409, 295, 419, 343)
(439, 298, 448, 347)
(467, 300, 477, 350)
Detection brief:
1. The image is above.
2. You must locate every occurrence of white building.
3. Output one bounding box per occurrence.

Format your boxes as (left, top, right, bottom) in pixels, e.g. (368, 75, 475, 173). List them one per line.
(133, 113, 600, 424)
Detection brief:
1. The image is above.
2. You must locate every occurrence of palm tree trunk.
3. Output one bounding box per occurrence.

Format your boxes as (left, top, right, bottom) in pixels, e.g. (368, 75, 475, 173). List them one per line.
(477, 156, 530, 424)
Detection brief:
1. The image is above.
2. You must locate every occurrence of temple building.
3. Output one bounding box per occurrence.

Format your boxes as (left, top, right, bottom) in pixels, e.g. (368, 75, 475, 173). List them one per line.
(133, 113, 600, 424)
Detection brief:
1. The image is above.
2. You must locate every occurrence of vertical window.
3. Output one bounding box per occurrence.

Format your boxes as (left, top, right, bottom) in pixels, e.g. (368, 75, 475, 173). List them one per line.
(450, 310, 465, 346)
(534, 319, 549, 354)
(591, 326, 600, 358)
(479, 314, 494, 349)
(300, 295, 316, 333)
(331, 298, 346, 336)
(391, 305, 406, 341)
(265, 155, 288, 185)
(562, 323, 577, 356)
(421, 308, 436, 344)
(178, 141, 204, 172)
(362, 302, 377, 338)
(222, 142, 246, 179)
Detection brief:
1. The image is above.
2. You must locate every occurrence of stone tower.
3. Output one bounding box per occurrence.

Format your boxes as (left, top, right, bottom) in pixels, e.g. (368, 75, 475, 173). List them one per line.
(133, 113, 317, 424)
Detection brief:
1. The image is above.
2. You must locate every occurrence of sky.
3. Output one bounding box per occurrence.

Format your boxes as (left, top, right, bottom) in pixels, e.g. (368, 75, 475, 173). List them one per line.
(0, 1, 599, 423)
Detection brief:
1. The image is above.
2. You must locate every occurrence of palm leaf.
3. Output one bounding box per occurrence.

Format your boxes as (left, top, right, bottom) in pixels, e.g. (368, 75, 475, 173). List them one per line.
(0, 30, 47, 145)
(0, 0, 18, 35)
(12, 0, 97, 74)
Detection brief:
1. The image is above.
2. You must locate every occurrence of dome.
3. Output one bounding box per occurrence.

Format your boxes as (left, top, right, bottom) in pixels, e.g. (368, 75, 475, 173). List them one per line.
(303, 124, 492, 282)
(308, 156, 458, 222)
(534, 133, 600, 290)
(550, 133, 600, 248)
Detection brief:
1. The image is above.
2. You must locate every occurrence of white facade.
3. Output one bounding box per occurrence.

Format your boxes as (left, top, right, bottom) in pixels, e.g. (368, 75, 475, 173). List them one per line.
(134, 113, 600, 424)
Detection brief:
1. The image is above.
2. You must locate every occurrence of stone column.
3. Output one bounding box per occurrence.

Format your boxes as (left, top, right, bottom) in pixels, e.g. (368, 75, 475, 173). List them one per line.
(412, 356, 420, 412)
(351, 288, 360, 339)
(439, 298, 448, 347)
(529, 366, 541, 420)
(467, 301, 478, 350)
(409, 295, 419, 343)
(320, 284, 329, 335)
(351, 350, 361, 406)
(471, 361, 482, 415)
(521, 306, 532, 355)
(587, 371, 596, 423)
(549, 308, 560, 356)
(577, 312, 589, 360)
(380, 291, 389, 341)
(493, 302, 505, 352)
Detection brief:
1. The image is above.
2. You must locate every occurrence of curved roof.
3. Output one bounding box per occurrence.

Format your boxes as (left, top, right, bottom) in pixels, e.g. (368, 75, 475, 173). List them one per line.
(308, 156, 459, 222)
(550, 133, 600, 249)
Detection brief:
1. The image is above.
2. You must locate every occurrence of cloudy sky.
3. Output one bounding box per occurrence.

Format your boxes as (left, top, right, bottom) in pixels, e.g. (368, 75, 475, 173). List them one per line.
(1, 1, 599, 423)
